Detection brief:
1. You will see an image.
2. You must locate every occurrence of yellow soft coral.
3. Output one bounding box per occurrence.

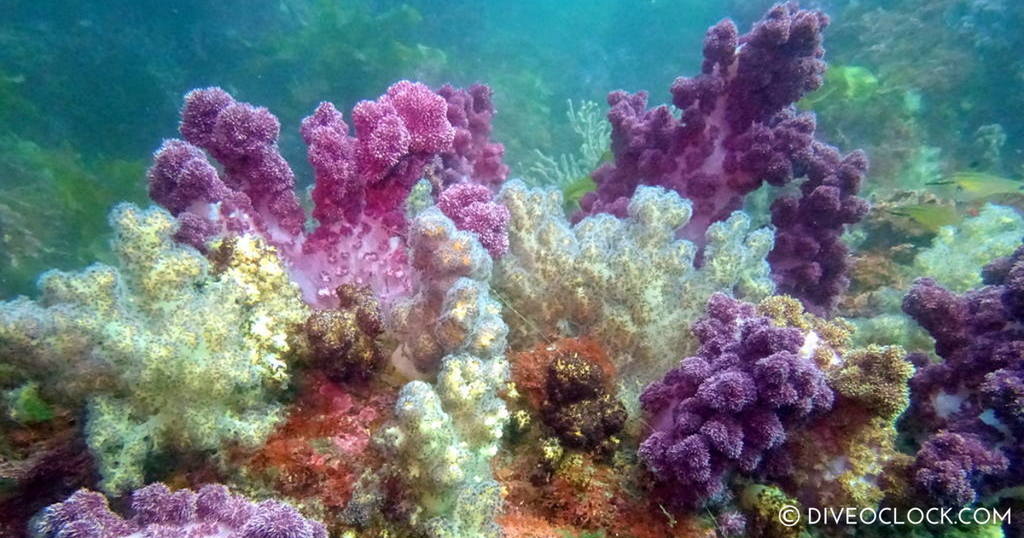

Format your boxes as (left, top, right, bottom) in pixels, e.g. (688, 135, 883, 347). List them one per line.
(758, 295, 853, 369)
(750, 297, 913, 509)
(788, 344, 913, 509)
(0, 204, 308, 493)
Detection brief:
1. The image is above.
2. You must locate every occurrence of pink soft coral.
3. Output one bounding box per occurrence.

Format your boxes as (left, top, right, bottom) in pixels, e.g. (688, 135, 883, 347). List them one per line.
(437, 183, 510, 257)
(148, 80, 508, 309)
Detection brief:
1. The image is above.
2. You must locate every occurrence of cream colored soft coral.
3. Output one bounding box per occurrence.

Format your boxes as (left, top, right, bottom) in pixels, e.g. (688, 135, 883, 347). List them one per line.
(495, 179, 774, 389)
(376, 208, 508, 538)
(0, 204, 308, 494)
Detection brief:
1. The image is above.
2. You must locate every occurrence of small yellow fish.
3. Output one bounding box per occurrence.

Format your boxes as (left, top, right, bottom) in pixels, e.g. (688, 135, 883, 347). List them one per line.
(927, 172, 1024, 201)
(562, 175, 597, 210)
(888, 204, 961, 232)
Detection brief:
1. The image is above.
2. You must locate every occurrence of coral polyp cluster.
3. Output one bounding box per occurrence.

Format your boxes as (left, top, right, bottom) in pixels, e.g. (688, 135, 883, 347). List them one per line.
(542, 350, 627, 453)
(638, 293, 835, 508)
(3, 2, 1024, 537)
(0, 204, 307, 495)
(33, 483, 327, 537)
(303, 284, 385, 381)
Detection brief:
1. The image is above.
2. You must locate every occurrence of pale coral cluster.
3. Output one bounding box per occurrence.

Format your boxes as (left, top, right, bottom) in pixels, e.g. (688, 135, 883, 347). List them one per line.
(378, 208, 510, 537)
(495, 179, 774, 390)
(0, 204, 308, 494)
(390, 207, 507, 376)
(912, 203, 1024, 291)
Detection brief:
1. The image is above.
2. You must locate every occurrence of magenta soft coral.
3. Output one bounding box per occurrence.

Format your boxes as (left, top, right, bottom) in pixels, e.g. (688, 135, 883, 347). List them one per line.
(439, 84, 509, 189)
(437, 183, 510, 257)
(148, 80, 509, 309)
(578, 3, 868, 316)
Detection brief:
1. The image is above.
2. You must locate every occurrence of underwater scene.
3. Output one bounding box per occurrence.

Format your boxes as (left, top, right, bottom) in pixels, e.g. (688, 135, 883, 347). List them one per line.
(3, 0, 1024, 536)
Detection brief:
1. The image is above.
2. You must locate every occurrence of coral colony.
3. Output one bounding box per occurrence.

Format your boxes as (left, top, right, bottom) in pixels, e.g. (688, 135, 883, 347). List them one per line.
(1, 3, 1020, 537)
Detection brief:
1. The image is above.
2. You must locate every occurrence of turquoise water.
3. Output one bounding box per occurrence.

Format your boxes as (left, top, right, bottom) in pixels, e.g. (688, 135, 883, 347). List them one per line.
(2, 1, 1024, 536)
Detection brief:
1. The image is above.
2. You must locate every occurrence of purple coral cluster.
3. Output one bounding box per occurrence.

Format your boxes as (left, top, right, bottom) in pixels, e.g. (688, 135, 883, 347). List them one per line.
(33, 483, 327, 538)
(638, 293, 833, 507)
(578, 3, 868, 315)
(437, 183, 510, 257)
(900, 245, 1024, 506)
(912, 432, 1007, 508)
(148, 80, 509, 309)
(437, 84, 509, 189)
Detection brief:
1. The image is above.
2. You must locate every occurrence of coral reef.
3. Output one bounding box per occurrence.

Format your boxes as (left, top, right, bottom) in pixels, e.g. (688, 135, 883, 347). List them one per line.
(32, 482, 327, 537)
(497, 179, 774, 390)
(0, 205, 307, 494)
(10, 1, 1024, 536)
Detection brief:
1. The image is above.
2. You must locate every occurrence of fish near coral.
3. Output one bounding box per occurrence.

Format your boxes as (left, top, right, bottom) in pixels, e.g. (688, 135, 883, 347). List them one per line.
(887, 203, 961, 233)
(928, 171, 1024, 202)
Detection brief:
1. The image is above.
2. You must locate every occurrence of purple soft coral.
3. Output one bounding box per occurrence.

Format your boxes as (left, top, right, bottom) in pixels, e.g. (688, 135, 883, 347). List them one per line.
(578, 3, 867, 316)
(33, 483, 327, 538)
(913, 432, 1008, 508)
(148, 81, 509, 309)
(901, 245, 1024, 506)
(179, 87, 306, 238)
(639, 293, 832, 507)
(437, 183, 510, 257)
(438, 84, 509, 189)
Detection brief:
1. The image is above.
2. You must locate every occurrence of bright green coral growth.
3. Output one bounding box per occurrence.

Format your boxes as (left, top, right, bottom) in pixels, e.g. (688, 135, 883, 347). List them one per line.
(913, 203, 1024, 292)
(3, 382, 53, 424)
(0, 204, 308, 493)
(495, 179, 774, 390)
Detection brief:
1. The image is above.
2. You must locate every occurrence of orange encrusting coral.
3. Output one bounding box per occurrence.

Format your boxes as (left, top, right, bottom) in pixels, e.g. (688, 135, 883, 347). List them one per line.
(234, 372, 396, 524)
(496, 451, 706, 538)
(509, 336, 616, 410)
(501, 336, 705, 538)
